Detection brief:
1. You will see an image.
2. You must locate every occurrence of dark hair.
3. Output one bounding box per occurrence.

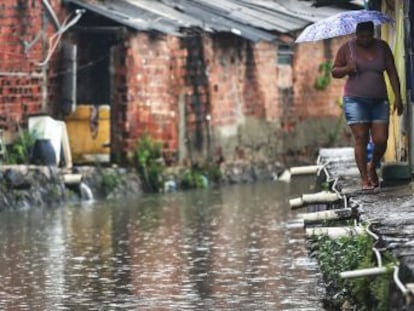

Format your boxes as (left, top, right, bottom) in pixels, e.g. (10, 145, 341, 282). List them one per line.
(356, 21, 374, 35)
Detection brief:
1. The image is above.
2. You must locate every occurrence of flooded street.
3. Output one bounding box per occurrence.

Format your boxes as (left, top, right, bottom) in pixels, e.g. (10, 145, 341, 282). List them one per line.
(0, 179, 325, 311)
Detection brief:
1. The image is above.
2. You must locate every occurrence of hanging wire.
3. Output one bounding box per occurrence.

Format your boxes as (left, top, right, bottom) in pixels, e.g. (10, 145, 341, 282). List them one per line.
(0, 8, 84, 76)
(49, 54, 109, 78)
(35, 10, 85, 67)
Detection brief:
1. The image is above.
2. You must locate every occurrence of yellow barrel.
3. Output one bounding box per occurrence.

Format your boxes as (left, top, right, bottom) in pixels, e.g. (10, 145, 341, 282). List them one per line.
(65, 105, 110, 163)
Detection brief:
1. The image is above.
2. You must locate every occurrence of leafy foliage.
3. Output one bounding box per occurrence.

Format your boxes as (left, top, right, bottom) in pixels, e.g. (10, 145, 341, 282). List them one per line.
(134, 134, 164, 193)
(100, 171, 120, 194)
(314, 60, 333, 91)
(310, 233, 394, 310)
(180, 170, 208, 190)
(6, 130, 35, 164)
(178, 163, 223, 190)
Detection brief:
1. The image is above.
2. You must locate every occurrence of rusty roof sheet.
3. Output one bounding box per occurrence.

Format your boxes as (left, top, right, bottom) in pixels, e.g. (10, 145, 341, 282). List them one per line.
(64, 0, 349, 42)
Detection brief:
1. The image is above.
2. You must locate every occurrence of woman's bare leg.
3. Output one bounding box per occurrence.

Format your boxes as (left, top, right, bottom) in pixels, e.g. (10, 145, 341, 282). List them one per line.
(368, 122, 388, 186)
(349, 123, 371, 188)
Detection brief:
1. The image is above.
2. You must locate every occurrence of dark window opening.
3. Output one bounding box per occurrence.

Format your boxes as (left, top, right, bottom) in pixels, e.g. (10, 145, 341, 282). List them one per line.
(77, 34, 112, 106)
(277, 44, 293, 65)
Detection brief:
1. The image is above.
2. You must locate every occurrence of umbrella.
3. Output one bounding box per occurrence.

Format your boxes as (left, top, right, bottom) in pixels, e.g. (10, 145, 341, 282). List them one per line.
(295, 10, 394, 43)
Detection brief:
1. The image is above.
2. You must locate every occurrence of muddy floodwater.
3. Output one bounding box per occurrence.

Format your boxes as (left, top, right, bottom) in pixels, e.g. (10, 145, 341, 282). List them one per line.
(0, 178, 326, 310)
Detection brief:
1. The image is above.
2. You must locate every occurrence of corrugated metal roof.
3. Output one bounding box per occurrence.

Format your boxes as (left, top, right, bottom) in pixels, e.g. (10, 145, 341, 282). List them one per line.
(184, 0, 310, 32)
(64, 0, 351, 42)
(65, 0, 185, 35)
(162, 0, 277, 41)
(271, 0, 357, 22)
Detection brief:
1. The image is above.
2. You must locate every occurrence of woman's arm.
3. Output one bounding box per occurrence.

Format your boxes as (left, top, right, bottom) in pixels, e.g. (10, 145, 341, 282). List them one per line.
(331, 43, 357, 78)
(384, 41, 403, 115)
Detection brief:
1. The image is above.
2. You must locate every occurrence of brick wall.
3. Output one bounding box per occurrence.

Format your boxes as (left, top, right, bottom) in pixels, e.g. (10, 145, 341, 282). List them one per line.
(120, 32, 284, 163)
(202, 35, 280, 127)
(193, 34, 282, 160)
(109, 29, 350, 164)
(293, 37, 349, 118)
(110, 42, 128, 159)
(101, 29, 352, 165)
(282, 36, 351, 159)
(251, 41, 281, 121)
(0, 0, 64, 139)
(123, 33, 186, 156)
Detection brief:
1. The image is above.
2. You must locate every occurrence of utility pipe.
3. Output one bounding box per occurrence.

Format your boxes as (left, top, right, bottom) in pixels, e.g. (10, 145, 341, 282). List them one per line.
(306, 226, 365, 239)
(405, 283, 414, 296)
(62, 174, 83, 185)
(372, 247, 383, 267)
(289, 197, 304, 209)
(340, 266, 393, 279)
(290, 165, 323, 175)
(298, 208, 354, 224)
(278, 169, 291, 182)
(302, 191, 341, 204)
(290, 191, 341, 209)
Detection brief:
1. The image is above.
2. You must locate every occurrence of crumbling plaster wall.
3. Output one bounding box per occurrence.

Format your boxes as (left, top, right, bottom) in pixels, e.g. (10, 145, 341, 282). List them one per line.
(200, 34, 283, 163)
(119, 30, 349, 165)
(120, 32, 285, 164)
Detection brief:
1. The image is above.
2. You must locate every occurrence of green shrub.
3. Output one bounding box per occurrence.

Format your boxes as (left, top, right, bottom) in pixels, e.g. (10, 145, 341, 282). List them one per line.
(314, 60, 332, 91)
(134, 134, 164, 193)
(180, 169, 208, 190)
(310, 233, 394, 310)
(6, 130, 35, 164)
(100, 171, 120, 194)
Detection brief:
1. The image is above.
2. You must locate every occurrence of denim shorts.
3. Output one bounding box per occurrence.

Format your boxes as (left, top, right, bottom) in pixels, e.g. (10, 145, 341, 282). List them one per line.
(342, 96, 389, 125)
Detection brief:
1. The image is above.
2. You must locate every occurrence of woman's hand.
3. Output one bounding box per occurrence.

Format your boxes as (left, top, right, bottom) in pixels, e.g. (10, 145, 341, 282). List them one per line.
(346, 60, 357, 75)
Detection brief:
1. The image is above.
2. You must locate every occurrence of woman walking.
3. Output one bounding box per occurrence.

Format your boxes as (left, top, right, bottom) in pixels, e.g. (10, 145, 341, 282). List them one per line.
(331, 21, 403, 190)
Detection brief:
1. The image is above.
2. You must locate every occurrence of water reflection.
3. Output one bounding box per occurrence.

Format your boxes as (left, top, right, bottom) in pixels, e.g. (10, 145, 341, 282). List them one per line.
(0, 179, 325, 310)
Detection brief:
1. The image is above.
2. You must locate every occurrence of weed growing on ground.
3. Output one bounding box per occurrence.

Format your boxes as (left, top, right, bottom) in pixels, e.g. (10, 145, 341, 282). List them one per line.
(309, 233, 395, 311)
